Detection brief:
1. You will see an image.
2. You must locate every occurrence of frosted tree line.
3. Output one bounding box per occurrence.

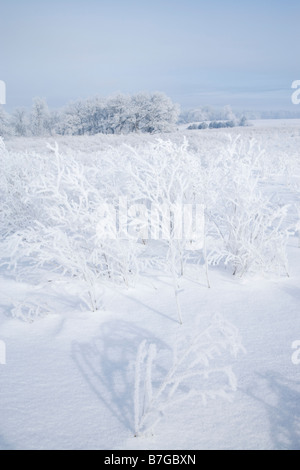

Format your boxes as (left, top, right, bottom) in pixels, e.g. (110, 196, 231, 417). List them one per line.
(179, 105, 300, 123)
(0, 92, 180, 137)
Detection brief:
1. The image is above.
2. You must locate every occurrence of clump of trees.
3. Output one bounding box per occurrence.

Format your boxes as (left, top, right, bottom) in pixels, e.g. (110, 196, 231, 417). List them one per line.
(188, 116, 248, 130)
(188, 116, 248, 131)
(180, 105, 237, 124)
(182, 105, 248, 130)
(0, 92, 180, 138)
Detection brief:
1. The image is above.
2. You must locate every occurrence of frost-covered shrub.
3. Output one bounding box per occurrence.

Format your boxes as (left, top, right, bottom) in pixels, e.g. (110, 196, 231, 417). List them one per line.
(11, 299, 51, 323)
(0, 133, 293, 319)
(0, 138, 50, 238)
(134, 314, 245, 437)
(209, 121, 222, 129)
(187, 123, 198, 130)
(206, 137, 290, 276)
(118, 138, 207, 323)
(0, 141, 150, 311)
(1, 143, 139, 310)
(209, 121, 232, 129)
(1, 151, 103, 310)
(198, 122, 208, 129)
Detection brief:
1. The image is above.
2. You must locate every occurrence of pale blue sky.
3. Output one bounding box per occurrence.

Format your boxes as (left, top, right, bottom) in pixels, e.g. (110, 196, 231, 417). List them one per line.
(1, 0, 299, 111)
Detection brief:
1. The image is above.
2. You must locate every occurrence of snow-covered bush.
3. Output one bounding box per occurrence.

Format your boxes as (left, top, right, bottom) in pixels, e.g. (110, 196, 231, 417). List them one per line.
(0, 142, 148, 310)
(11, 299, 51, 323)
(206, 137, 290, 276)
(0, 138, 49, 238)
(188, 120, 244, 131)
(118, 138, 207, 323)
(134, 314, 245, 437)
(0, 132, 293, 318)
(1, 143, 111, 311)
(209, 120, 235, 129)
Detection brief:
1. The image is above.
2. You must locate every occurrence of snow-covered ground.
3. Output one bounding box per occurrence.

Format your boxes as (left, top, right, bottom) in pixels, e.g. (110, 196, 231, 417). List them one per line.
(0, 121, 300, 450)
(249, 119, 300, 128)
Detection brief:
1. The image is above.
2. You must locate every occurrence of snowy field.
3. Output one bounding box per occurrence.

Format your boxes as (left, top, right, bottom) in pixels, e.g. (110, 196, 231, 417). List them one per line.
(0, 120, 300, 450)
(249, 119, 300, 128)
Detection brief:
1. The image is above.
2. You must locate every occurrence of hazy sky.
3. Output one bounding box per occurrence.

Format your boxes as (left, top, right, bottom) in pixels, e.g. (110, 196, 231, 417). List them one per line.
(1, 0, 299, 111)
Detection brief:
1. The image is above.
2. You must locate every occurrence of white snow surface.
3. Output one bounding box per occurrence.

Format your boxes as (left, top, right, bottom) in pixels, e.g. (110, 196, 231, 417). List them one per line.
(0, 120, 300, 450)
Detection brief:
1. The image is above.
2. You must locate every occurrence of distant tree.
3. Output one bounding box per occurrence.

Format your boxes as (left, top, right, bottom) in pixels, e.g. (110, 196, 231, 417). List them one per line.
(209, 121, 235, 129)
(198, 122, 208, 129)
(180, 105, 243, 125)
(145, 92, 180, 134)
(129, 93, 150, 133)
(239, 116, 248, 127)
(47, 110, 62, 136)
(106, 94, 132, 134)
(209, 121, 221, 129)
(30, 97, 51, 136)
(11, 108, 29, 136)
(222, 105, 237, 123)
(0, 106, 11, 137)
